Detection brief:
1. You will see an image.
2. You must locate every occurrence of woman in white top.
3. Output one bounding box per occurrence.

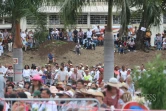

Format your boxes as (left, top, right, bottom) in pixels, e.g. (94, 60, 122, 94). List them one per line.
(119, 66, 127, 81)
(6, 65, 14, 82)
(23, 65, 31, 82)
(126, 75, 135, 97)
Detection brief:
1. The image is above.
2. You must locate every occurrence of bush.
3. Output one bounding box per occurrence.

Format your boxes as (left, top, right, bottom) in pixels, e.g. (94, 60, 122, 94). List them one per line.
(33, 30, 48, 45)
(133, 55, 166, 109)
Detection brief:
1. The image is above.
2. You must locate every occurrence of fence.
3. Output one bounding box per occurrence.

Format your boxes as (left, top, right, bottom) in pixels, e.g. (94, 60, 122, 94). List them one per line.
(0, 98, 101, 111)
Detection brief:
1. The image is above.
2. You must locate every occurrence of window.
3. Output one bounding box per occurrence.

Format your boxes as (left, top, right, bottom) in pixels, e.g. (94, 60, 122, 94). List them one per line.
(4, 18, 11, 24)
(49, 15, 60, 25)
(27, 17, 36, 25)
(130, 15, 141, 24)
(164, 14, 166, 24)
(77, 15, 87, 24)
(90, 15, 107, 24)
(27, 15, 47, 25)
(113, 15, 120, 24)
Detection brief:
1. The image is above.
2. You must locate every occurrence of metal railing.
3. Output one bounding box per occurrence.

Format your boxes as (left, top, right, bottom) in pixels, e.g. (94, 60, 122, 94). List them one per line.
(1, 98, 101, 111)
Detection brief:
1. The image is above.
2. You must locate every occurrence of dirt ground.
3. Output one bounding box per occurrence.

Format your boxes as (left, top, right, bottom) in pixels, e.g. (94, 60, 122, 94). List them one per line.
(0, 41, 166, 68)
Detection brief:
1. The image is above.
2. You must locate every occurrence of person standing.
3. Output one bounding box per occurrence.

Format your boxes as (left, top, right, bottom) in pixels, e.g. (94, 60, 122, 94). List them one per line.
(70, 68, 82, 83)
(156, 33, 162, 50)
(57, 66, 68, 83)
(7, 33, 13, 52)
(86, 28, 92, 47)
(73, 27, 78, 43)
(68, 29, 73, 41)
(78, 28, 84, 45)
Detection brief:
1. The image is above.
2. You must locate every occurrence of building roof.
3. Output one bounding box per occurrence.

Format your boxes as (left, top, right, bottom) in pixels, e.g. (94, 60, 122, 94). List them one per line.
(39, 6, 137, 13)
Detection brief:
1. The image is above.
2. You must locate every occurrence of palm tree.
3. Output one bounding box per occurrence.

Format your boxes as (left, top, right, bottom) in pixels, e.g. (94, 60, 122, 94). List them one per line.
(0, 0, 58, 82)
(58, 0, 131, 82)
(132, 0, 163, 50)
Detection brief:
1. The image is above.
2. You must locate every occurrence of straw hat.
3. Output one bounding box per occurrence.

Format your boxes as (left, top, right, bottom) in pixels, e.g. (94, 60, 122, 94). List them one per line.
(57, 82, 64, 85)
(31, 75, 43, 83)
(107, 78, 121, 89)
(50, 86, 58, 94)
(80, 89, 95, 95)
(121, 82, 129, 90)
(63, 90, 74, 98)
(93, 91, 104, 98)
(56, 91, 64, 96)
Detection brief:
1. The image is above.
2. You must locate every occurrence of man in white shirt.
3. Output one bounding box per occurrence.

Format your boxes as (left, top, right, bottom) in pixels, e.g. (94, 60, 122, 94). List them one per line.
(21, 31, 26, 40)
(94, 69, 100, 81)
(0, 64, 6, 76)
(21, 31, 27, 46)
(39, 88, 57, 111)
(86, 28, 92, 47)
(86, 28, 92, 39)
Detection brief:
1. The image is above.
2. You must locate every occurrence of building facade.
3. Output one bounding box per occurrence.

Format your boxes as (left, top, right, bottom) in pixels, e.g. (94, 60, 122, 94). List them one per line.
(0, 4, 166, 46)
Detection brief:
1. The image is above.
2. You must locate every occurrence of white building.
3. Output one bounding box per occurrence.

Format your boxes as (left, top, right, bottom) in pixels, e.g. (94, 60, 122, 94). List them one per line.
(0, 4, 166, 46)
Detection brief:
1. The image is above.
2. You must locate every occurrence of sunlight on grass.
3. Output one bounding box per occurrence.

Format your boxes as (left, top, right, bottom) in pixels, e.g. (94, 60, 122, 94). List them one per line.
(44, 40, 67, 48)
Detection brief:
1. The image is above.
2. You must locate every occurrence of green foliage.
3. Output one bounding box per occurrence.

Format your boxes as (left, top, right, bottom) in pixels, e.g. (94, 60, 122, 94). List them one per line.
(33, 30, 48, 44)
(133, 55, 166, 109)
(44, 41, 67, 48)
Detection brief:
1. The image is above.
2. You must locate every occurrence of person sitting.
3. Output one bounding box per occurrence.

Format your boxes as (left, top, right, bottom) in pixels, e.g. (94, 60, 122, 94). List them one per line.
(75, 43, 81, 55)
(98, 35, 104, 46)
(89, 40, 95, 50)
(118, 45, 124, 54)
(48, 53, 55, 64)
(128, 39, 136, 52)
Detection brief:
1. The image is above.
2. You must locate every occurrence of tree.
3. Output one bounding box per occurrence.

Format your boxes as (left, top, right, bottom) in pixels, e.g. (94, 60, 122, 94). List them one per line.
(131, 0, 163, 50)
(0, 0, 58, 82)
(58, 0, 131, 82)
(133, 55, 166, 109)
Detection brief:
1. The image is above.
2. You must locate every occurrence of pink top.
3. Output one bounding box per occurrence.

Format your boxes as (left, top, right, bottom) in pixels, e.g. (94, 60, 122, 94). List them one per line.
(70, 73, 82, 81)
(103, 90, 120, 108)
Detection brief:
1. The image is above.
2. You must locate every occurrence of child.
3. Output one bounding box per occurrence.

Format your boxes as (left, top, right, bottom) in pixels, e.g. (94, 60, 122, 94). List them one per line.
(75, 43, 81, 55)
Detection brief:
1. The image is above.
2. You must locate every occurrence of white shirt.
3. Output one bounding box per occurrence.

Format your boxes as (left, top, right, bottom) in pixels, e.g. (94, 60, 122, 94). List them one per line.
(23, 69, 31, 77)
(95, 28, 100, 35)
(38, 101, 57, 111)
(31, 69, 38, 76)
(120, 70, 127, 80)
(37, 70, 43, 75)
(94, 70, 100, 80)
(87, 31, 92, 38)
(58, 70, 68, 81)
(21, 33, 26, 40)
(0, 66, 6, 75)
(0, 32, 3, 39)
(68, 71, 73, 77)
(55, 30, 59, 35)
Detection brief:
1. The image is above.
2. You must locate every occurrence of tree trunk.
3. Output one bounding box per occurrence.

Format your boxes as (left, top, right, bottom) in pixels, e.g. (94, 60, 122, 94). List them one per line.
(135, 2, 149, 50)
(13, 21, 23, 82)
(13, 21, 22, 48)
(104, 0, 114, 82)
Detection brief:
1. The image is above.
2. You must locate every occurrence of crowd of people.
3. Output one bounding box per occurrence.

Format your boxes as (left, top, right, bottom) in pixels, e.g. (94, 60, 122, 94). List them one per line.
(0, 61, 156, 111)
(0, 29, 35, 56)
(50, 27, 104, 56)
(0, 29, 13, 56)
(154, 33, 166, 50)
